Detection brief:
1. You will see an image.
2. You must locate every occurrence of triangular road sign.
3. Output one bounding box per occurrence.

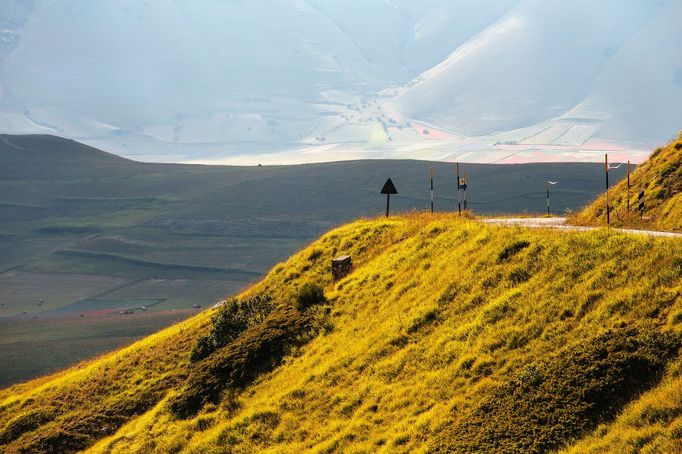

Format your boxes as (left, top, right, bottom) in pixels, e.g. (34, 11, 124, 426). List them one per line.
(380, 178, 398, 195)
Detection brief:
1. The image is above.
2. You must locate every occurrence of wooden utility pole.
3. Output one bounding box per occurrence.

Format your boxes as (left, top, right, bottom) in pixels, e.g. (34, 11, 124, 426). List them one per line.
(430, 166, 434, 213)
(627, 160, 631, 212)
(605, 154, 610, 226)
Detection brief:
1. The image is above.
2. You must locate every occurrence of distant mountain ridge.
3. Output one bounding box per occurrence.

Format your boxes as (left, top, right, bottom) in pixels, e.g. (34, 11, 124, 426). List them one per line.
(0, 1, 679, 163)
(394, 1, 681, 141)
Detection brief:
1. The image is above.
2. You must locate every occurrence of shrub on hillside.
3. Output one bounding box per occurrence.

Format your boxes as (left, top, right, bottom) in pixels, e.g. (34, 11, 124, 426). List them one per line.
(190, 294, 273, 362)
(170, 305, 312, 419)
(295, 283, 327, 311)
(13, 423, 89, 453)
(497, 240, 530, 262)
(0, 408, 56, 445)
(307, 249, 323, 262)
(190, 335, 215, 363)
(211, 294, 273, 345)
(11, 388, 161, 453)
(176, 287, 331, 418)
(508, 267, 530, 285)
(433, 324, 680, 453)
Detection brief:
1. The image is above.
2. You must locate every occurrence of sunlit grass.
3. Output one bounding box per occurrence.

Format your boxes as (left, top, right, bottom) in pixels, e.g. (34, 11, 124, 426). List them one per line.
(573, 131, 682, 231)
(2, 212, 682, 452)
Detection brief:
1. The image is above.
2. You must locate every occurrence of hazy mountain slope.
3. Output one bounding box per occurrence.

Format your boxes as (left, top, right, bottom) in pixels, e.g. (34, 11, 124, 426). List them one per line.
(305, 0, 518, 80)
(394, 0, 668, 136)
(0, 1, 33, 58)
(0, 0, 372, 143)
(563, 1, 682, 143)
(1, 1, 678, 161)
(573, 132, 682, 230)
(0, 0, 513, 158)
(2, 215, 682, 452)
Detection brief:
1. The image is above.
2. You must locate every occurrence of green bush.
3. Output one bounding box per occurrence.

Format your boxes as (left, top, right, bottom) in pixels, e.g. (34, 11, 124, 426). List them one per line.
(497, 240, 530, 262)
(0, 408, 56, 445)
(190, 294, 273, 362)
(308, 249, 323, 261)
(12, 383, 163, 453)
(407, 308, 440, 334)
(13, 424, 89, 453)
(508, 267, 530, 285)
(170, 306, 312, 419)
(433, 324, 680, 454)
(190, 335, 214, 363)
(176, 289, 329, 418)
(295, 283, 327, 311)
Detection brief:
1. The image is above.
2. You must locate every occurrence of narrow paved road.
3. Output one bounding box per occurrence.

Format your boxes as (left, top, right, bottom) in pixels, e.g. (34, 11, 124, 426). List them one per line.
(482, 217, 682, 238)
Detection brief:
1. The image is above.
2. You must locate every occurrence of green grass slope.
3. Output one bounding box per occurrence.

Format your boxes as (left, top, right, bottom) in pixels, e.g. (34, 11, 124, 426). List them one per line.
(3, 213, 682, 452)
(573, 132, 682, 230)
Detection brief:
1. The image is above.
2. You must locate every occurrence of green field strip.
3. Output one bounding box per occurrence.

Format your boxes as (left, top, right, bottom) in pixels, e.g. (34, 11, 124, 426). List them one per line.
(54, 249, 262, 277)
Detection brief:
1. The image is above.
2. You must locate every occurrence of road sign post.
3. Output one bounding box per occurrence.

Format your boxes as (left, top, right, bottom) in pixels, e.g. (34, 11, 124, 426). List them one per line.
(463, 173, 468, 210)
(545, 181, 558, 216)
(456, 163, 461, 215)
(455, 164, 468, 214)
(430, 166, 434, 213)
(381, 178, 398, 217)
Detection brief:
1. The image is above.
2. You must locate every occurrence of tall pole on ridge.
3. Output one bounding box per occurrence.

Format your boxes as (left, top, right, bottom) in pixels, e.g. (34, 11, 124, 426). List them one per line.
(463, 172, 468, 210)
(605, 154, 610, 226)
(545, 180, 558, 216)
(456, 163, 462, 215)
(430, 166, 434, 213)
(627, 160, 631, 212)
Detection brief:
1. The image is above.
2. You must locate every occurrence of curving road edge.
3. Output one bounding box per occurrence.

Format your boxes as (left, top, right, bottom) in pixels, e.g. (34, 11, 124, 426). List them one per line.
(481, 217, 682, 238)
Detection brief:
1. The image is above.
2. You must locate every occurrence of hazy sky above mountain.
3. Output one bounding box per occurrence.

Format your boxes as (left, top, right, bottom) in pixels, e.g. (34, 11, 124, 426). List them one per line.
(0, 0, 680, 164)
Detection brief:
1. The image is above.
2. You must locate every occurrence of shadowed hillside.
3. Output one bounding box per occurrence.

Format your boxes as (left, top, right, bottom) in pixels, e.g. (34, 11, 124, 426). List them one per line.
(573, 132, 682, 230)
(2, 214, 682, 452)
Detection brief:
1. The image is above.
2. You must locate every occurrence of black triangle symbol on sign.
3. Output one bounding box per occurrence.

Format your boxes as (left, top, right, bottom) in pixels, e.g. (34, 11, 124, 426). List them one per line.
(381, 178, 398, 195)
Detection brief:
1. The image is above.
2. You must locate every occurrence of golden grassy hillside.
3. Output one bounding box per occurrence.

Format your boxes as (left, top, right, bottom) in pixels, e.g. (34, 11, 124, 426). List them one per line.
(573, 132, 682, 230)
(3, 214, 682, 453)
